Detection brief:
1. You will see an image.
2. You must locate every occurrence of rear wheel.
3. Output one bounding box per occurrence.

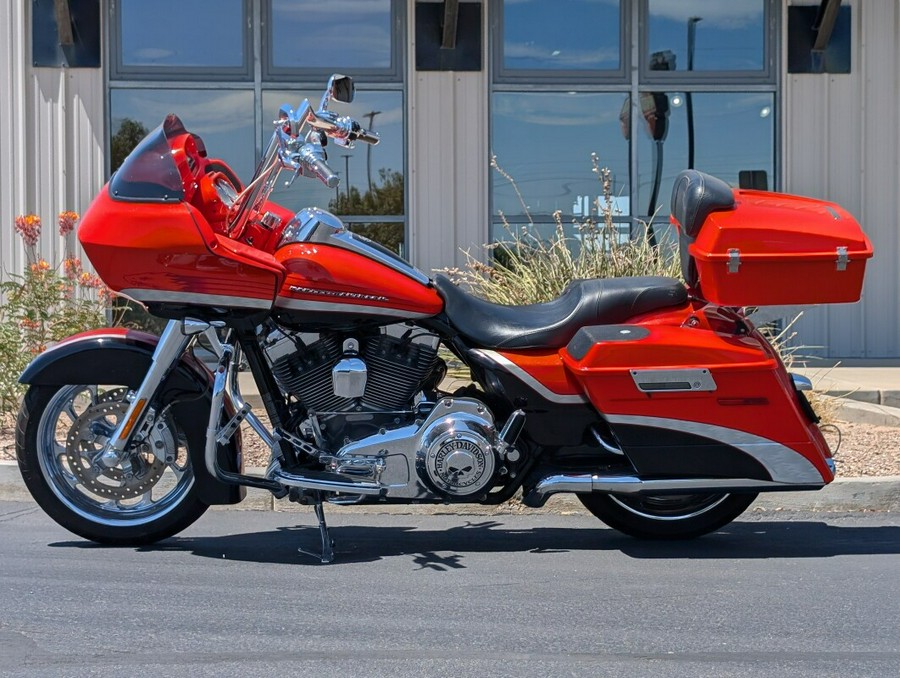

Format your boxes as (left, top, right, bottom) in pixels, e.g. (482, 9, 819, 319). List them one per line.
(16, 384, 208, 545)
(578, 492, 757, 539)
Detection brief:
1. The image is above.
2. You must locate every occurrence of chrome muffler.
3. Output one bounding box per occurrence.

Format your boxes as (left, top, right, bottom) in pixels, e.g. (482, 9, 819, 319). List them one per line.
(521, 473, 822, 508)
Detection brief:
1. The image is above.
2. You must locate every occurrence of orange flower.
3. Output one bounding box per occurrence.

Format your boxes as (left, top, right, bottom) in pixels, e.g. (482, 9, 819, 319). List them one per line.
(29, 259, 51, 274)
(58, 211, 79, 236)
(14, 214, 41, 247)
(98, 285, 116, 303)
(63, 257, 83, 279)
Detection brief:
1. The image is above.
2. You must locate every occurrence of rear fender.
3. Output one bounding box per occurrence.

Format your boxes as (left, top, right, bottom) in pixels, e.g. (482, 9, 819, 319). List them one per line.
(20, 328, 244, 505)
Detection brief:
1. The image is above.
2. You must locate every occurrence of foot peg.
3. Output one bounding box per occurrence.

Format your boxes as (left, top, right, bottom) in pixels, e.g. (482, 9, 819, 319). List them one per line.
(298, 500, 335, 564)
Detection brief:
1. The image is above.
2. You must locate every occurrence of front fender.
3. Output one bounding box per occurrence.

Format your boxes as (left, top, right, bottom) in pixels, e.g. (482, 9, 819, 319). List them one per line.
(20, 328, 244, 506)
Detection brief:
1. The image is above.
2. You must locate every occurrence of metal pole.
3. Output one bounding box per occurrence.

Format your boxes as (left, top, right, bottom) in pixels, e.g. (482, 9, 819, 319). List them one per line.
(686, 17, 701, 170)
(342, 154, 352, 202)
(363, 110, 381, 193)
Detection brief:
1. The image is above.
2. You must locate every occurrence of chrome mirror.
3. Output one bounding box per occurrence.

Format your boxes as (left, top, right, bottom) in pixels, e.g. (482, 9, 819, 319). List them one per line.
(329, 74, 354, 103)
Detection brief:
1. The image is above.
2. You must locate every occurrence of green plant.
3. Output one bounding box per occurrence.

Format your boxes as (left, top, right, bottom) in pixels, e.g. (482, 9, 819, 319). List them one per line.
(0, 212, 119, 416)
(445, 154, 680, 305)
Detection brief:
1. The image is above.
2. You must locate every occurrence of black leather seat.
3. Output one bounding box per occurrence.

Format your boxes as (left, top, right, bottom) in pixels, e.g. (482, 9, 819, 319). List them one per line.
(434, 274, 687, 350)
(670, 169, 736, 288)
(670, 170, 735, 238)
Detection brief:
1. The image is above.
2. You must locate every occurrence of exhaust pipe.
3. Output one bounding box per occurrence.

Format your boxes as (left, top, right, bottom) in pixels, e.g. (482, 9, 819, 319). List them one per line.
(521, 473, 822, 508)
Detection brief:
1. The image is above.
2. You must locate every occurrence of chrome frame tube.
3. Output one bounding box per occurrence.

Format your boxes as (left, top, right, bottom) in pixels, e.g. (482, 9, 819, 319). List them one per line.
(224, 342, 275, 450)
(204, 343, 283, 492)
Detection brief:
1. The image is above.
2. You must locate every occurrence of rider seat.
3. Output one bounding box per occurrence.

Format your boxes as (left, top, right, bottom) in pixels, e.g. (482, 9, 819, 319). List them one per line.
(433, 274, 687, 350)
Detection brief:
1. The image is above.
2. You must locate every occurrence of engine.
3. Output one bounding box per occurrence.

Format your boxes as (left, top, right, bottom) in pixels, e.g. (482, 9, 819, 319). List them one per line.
(262, 323, 520, 501)
(263, 323, 445, 449)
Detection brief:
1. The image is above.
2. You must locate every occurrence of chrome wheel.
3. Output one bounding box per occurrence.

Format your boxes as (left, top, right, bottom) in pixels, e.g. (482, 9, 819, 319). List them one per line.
(578, 491, 757, 539)
(608, 493, 730, 521)
(35, 385, 194, 527)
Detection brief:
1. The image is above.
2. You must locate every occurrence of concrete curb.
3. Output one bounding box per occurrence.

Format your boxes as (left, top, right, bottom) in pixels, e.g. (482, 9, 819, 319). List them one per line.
(832, 397, 900, 427)
(2, 461, 897, 514)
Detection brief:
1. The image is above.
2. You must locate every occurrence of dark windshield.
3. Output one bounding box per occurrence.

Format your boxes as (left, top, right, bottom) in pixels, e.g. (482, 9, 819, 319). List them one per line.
(108, 115, 187, 202)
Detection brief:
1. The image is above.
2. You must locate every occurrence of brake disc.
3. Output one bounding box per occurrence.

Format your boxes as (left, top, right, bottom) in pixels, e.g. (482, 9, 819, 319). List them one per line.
(64, 392, 175, 501)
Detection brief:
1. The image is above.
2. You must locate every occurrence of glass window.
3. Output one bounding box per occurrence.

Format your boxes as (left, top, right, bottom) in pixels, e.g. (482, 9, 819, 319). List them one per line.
(491, 92, 630, 231)
(110, 89, 256, 181)
(635, 91, 774, 220)
(646, 0, 766, 73)
(268, 0, 395, 74)
(117, 0, 247, 74)
(491, 1, 777, 248)
(500, 0, 622, 74)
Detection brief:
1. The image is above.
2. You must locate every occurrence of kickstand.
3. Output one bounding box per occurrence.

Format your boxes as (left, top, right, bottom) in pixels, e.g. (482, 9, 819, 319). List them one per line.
(298, 500, 335, 564)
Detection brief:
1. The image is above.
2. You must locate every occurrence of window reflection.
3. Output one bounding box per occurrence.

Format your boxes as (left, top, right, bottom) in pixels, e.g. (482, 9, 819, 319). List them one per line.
(109, 89, 256, 180)
(347, 222, 405, 257)
(635, 91, 774, 220)
(491, 92, 630, 221)
(269, 0, 393, 70)
(647, 0, 765, 72)
(502, 0, 621, 71)
(119, 0, 245, 69)
(260, 90, 405, 218)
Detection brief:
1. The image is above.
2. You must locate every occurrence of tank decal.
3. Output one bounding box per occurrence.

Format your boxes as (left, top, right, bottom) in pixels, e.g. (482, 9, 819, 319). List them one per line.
(606, 414, 825, 484)
(275, 296, 433, 319)
(120, 289, 272, 309)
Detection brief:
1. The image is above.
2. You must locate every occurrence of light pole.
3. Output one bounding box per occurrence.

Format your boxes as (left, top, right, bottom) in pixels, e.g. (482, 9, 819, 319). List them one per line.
(363, 110, 381, 193)
(342, 154, 352, 204)
(686, 16, 702, 169)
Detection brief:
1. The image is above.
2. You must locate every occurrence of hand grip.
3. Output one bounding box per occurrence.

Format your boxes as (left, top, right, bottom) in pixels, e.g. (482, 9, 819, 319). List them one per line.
(297, 143, 340, 189)
(354, 127, 380, 145)
(309, 157, 339, 188)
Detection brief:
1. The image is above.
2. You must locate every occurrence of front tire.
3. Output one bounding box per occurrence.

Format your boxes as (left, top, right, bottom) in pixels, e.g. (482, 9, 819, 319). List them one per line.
(16, 384, 208, 545)
(578, 492, 757, 539)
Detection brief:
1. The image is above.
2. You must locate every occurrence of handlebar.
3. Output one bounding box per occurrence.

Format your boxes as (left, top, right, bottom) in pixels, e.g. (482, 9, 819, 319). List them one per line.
(226, 75, 379, 234)
(307, 109, 380, 146)
(274, 106, 379, 190)
(354, 126, 380, 145)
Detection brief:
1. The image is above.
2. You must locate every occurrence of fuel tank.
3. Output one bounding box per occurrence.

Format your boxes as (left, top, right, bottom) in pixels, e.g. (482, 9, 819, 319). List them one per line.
(273, 208, 443, 326)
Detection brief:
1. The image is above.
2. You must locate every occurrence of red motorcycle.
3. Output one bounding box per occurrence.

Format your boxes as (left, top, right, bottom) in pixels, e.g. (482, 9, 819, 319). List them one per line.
(15, 76, 872, 562)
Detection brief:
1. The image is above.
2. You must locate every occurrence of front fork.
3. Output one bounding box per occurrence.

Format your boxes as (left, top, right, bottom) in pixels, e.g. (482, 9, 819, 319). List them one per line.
(101, 320, 201, 467)
(103, 318, 283, 487)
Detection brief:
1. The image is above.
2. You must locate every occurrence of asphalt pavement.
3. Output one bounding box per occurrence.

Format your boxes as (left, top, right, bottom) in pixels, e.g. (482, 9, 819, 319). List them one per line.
(1, 503, 899, 677)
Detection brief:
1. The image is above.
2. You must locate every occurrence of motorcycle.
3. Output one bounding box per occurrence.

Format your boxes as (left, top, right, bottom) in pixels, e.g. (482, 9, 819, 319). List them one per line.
(15, 75, 873, 562)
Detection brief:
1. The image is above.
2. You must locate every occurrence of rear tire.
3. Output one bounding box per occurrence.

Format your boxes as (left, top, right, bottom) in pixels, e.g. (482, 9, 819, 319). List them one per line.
(578, 492, 757, 540)
(16, 384, 208, 545)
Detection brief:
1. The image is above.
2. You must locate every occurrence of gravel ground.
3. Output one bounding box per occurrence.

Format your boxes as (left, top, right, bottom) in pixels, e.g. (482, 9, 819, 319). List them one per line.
(2, 413, 899, 478)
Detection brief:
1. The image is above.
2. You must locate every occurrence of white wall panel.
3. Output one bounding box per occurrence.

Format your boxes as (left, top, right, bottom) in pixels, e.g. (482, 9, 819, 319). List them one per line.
(785, 0, 900, 357)
(0, 0, 29, 278)
(407, 2, 489, 276)
(0, 5, 103, 282)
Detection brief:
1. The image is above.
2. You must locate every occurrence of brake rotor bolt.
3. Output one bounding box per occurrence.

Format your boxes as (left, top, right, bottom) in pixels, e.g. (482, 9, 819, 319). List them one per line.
(155, 440, 165, 448)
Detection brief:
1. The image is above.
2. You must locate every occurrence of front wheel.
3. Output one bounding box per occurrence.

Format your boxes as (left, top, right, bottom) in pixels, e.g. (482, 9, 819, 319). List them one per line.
(16, 384, 209, 545)
(578, 492, 758, 539)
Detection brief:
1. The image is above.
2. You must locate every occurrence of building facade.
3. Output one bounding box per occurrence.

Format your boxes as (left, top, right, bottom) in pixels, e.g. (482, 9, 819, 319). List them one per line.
(1, 0, 897, 357)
